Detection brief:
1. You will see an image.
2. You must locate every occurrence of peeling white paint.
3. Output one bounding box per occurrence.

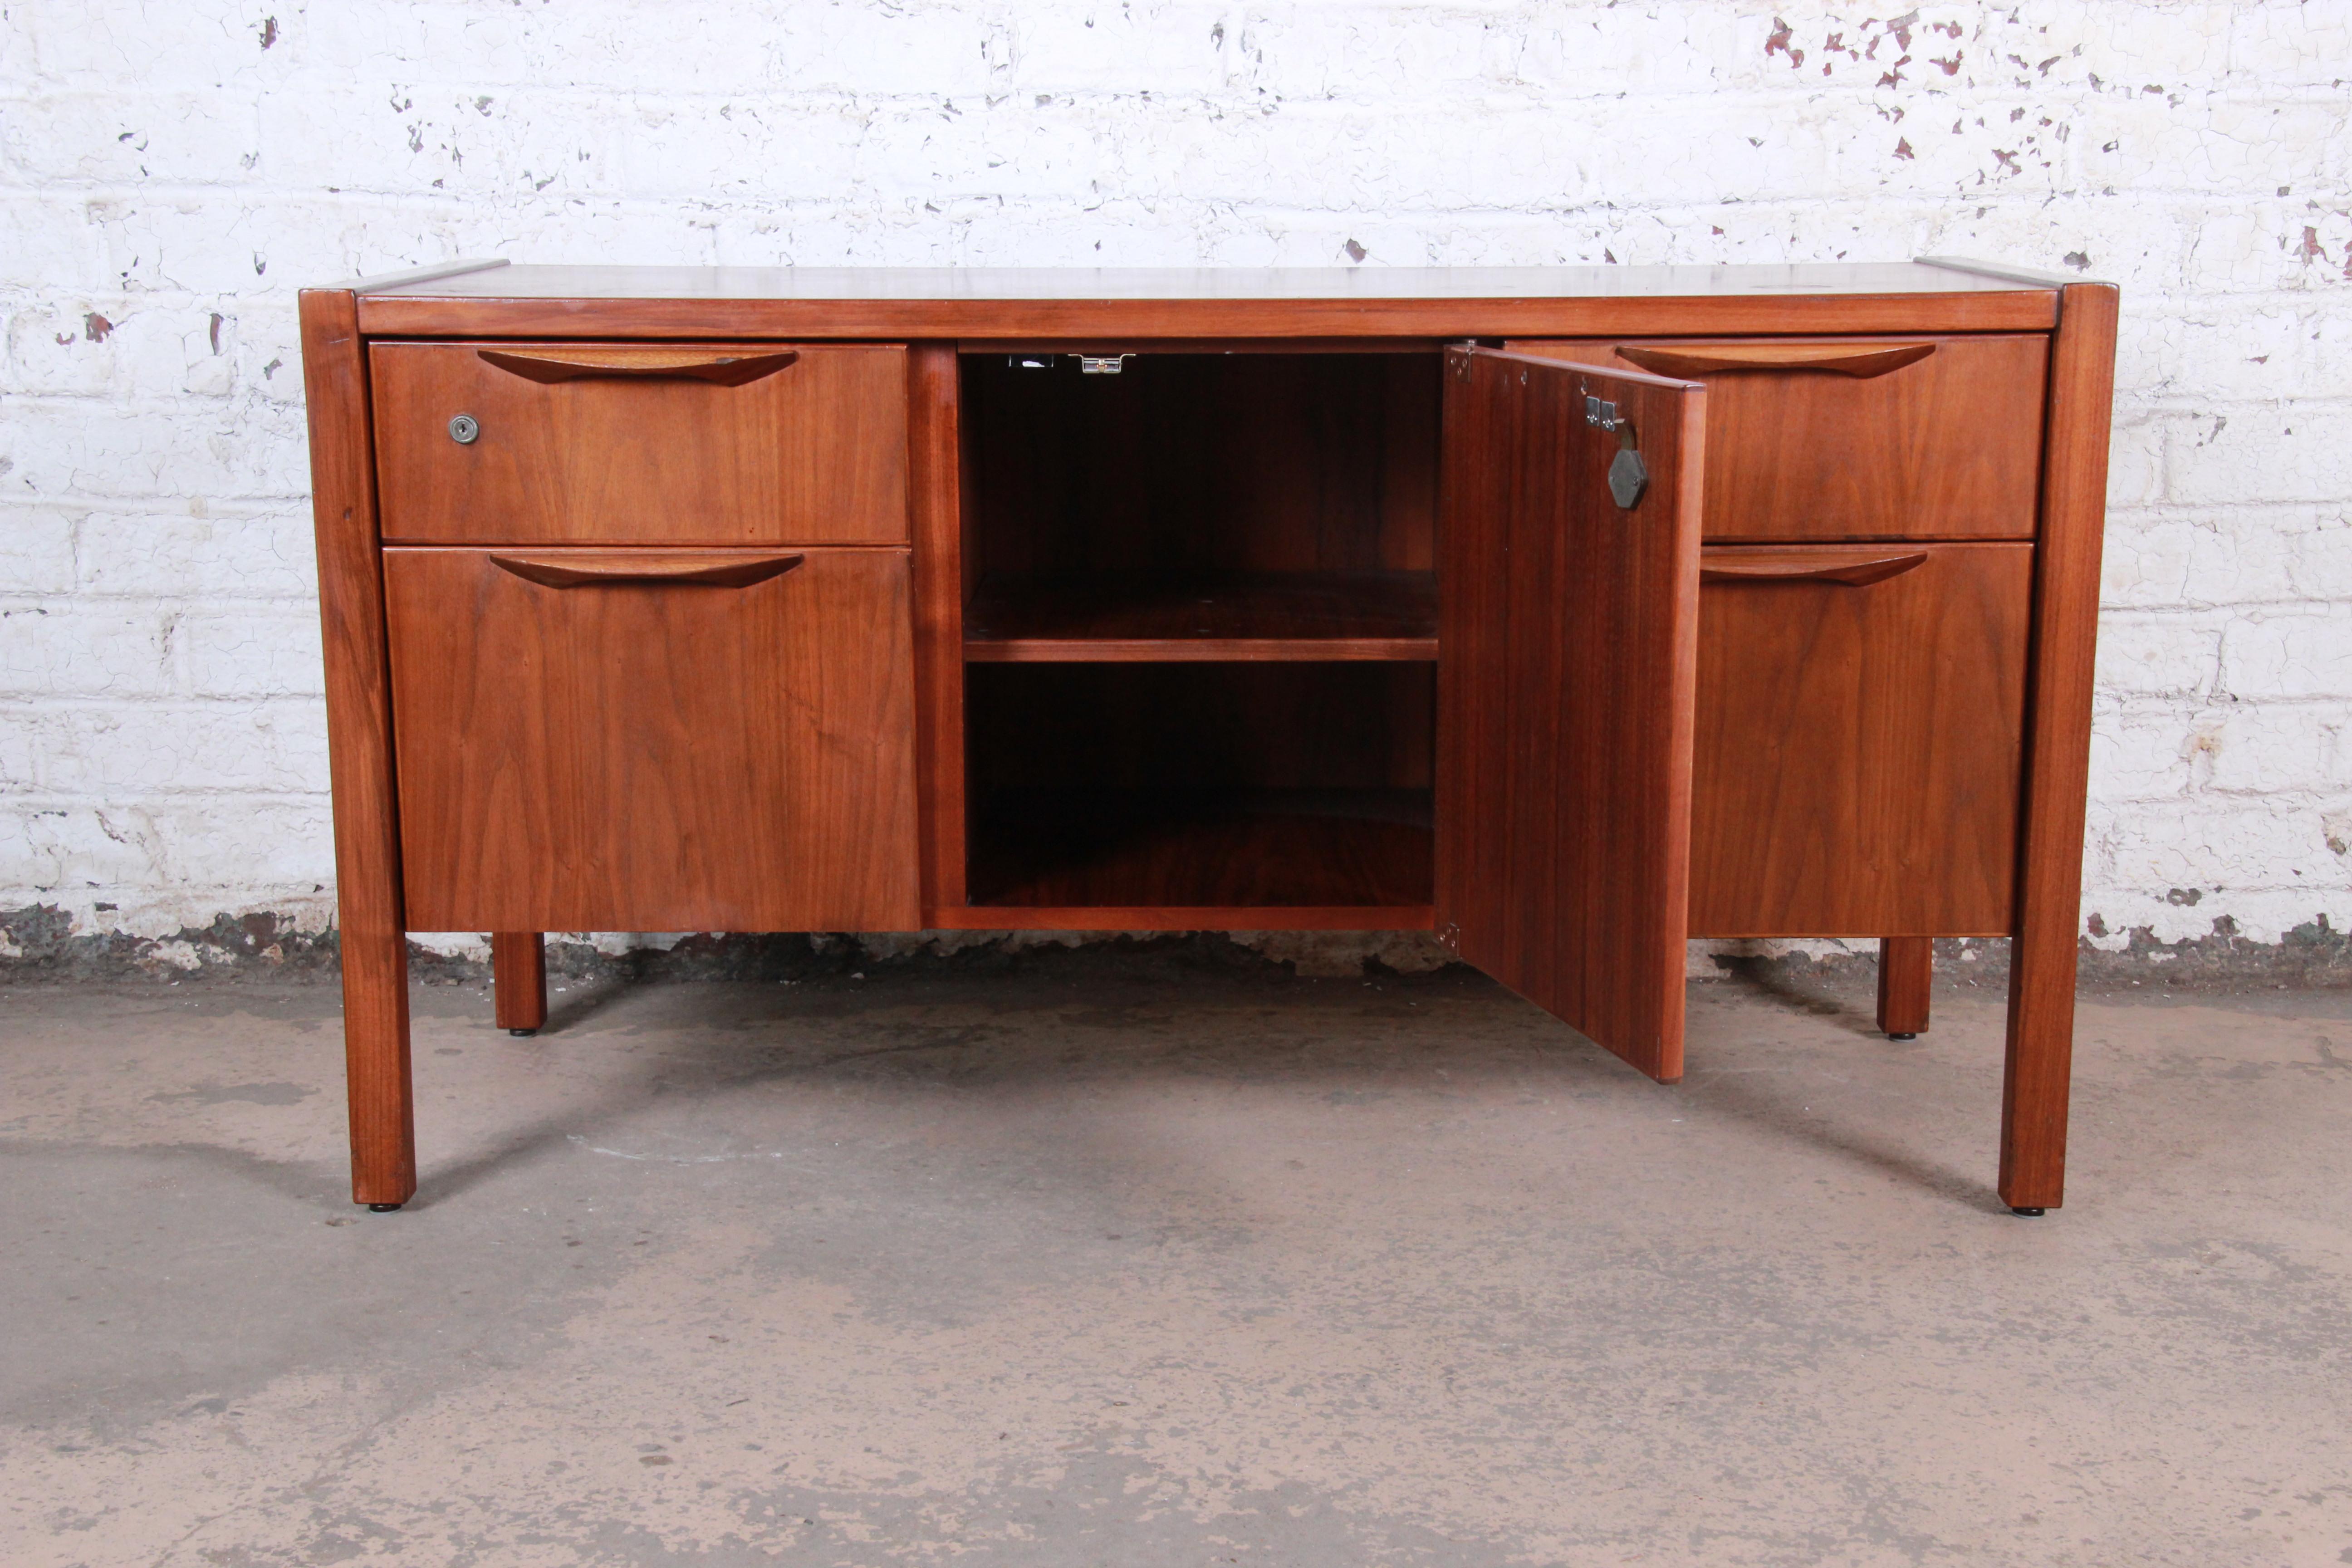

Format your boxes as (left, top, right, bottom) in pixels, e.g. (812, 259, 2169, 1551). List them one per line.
(1, 3, 2347, 955)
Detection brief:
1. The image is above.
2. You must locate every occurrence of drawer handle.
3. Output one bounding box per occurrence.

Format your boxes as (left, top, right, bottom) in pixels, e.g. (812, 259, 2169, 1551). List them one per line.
(1700, 550, 1928, 587)
(489, 552, 805, 589)
(1617, 343, 1936, 379)
(476, 347, 801, 387)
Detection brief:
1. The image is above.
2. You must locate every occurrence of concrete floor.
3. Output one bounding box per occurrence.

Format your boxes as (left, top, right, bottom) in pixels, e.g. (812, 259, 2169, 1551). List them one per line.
(3, 955, 2349, 1566)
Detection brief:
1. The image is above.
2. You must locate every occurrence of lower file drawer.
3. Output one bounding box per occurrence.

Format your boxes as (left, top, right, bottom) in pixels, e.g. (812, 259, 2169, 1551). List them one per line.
(1687, 541, 2031, 937)
(384, 545, 920, 931)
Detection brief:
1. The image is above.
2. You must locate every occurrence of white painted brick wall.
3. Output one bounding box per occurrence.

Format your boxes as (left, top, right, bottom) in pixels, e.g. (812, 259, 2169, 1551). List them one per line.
(2, 1, 2347, 952)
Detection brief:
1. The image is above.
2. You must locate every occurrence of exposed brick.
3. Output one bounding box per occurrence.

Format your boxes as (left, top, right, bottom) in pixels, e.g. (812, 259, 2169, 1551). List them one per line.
(0, 90, 263, 185)
(176, 605, 324, 699)
(11, 699, 329, 796)
(0, 603, 176, 698)
(2221, 607, 2352, 700)
(0, 506, 77, 595)
(2168, 404, 2352, 508)
(0, 1, 2344, 952)
(72, 508, 317, 601)
(2095, 612, 2225, 698)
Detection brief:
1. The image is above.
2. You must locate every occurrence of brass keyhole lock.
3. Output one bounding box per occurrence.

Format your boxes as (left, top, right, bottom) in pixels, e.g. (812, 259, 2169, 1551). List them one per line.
(1585, 397, 1647, 509)
(448, 413, 480, 445)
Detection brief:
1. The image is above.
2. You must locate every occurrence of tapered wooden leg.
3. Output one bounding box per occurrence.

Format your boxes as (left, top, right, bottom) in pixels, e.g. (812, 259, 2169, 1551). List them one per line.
(2000, 957, 2075, 1214)
(1998, 279, 2119, 1216)
(303, 286, 417, 1212)
(1876, 936, 1932, 1039)
(342, 924, 416, 1209)
(493, 932, 548, 1035)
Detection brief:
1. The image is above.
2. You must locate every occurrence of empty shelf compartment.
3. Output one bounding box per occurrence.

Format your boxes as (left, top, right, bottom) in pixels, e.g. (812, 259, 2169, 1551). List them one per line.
(964, 570, 1438, 662)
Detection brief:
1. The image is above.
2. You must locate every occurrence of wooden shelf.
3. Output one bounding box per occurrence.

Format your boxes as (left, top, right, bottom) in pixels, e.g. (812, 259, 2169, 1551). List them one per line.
(964, 572, 1438, 662)
(967, 788, 1434, 909)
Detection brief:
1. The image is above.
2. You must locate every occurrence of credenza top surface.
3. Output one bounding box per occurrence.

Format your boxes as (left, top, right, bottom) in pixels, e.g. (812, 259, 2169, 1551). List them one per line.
(337, 260, 2080, 336)
(358, 261, 2053, 302)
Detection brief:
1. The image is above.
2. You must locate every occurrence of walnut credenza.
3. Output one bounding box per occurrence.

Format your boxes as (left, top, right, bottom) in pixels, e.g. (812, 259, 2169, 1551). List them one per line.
(298, 260, 2117, 1215)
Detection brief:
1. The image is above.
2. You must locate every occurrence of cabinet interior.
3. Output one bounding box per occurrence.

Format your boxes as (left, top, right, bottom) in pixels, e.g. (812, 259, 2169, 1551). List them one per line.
(959, 349, 1443, 911)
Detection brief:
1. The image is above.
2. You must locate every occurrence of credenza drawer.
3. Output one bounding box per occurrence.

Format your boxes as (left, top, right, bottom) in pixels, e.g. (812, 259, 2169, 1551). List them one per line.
(1505, 334, 2046, 541)
(370, 341, 909, 545)
(384, 545, 920, 931)
(1687, 541, 2031, 937)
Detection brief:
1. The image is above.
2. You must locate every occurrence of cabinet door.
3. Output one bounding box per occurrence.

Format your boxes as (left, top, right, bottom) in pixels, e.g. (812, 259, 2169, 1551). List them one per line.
(1689, 543, 2030, 936)
(1438, 348, 1705, 1083)
(385, 546, 919, 932)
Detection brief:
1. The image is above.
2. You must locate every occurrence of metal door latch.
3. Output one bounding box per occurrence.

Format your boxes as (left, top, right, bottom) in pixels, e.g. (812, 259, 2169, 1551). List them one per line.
(448, 413, 480, 445)
(1078, 354, 1133, 375)
(1609, 448, 1649, 509)
(1585, 397, 1647, 509)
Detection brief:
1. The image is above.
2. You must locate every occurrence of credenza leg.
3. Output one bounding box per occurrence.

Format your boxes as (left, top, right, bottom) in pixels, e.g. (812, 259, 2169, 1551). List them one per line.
(303, 285, 419, 1214)
(342, 922, 416, 1210)
(1875, 936, 1932, 1040)
(1995, 278, 2117, 1217)
(492, 931, 548, 1036)
(1999, 924, 2077, 1215)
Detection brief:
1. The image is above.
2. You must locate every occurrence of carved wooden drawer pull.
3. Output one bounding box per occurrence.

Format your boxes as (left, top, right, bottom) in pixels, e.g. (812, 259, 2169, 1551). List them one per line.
(1699, 549, 1929, 587)
(1618, 342, 1936, 379)
(487, 552, 805, 589)
(476, 347, 801, 386)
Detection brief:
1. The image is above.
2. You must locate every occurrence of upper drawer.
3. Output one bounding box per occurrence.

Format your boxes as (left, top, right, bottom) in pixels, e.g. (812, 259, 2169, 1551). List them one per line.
(369, 341, 908, 545)
(1504, 334, 2048, 541)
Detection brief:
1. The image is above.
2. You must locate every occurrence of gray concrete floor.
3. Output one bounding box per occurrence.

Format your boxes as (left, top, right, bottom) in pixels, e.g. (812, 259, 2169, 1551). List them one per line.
(3, 956, 2349, 1567)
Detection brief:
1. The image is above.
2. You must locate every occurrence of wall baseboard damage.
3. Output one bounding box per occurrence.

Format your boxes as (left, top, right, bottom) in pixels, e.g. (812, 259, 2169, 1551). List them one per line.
(3, 905, 2343, 992)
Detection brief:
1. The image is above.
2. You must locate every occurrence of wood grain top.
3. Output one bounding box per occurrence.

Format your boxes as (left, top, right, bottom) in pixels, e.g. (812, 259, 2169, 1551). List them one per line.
(359, 261, 2043, 300)
(347, 261, 2061, 337)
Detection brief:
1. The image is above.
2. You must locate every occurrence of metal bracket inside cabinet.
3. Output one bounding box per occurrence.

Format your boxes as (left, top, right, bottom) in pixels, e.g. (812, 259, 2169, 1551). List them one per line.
(1006, 353, 1134, 374)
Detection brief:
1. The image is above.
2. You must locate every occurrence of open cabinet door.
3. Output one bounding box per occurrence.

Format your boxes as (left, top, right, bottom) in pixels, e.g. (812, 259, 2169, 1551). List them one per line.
(1438, 347, 1706, 1082)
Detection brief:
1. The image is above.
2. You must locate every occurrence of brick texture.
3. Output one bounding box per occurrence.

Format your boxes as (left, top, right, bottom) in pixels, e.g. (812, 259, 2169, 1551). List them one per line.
(2, 3, 2347, 954)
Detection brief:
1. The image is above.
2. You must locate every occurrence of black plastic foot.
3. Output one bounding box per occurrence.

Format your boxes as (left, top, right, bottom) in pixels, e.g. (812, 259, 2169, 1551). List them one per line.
(2009, 1205, 2046, 1217)
(366, 1202, 403, 1213)
(1886, 1031, 1918, 1041)
(508, 1027, 538, 1037)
